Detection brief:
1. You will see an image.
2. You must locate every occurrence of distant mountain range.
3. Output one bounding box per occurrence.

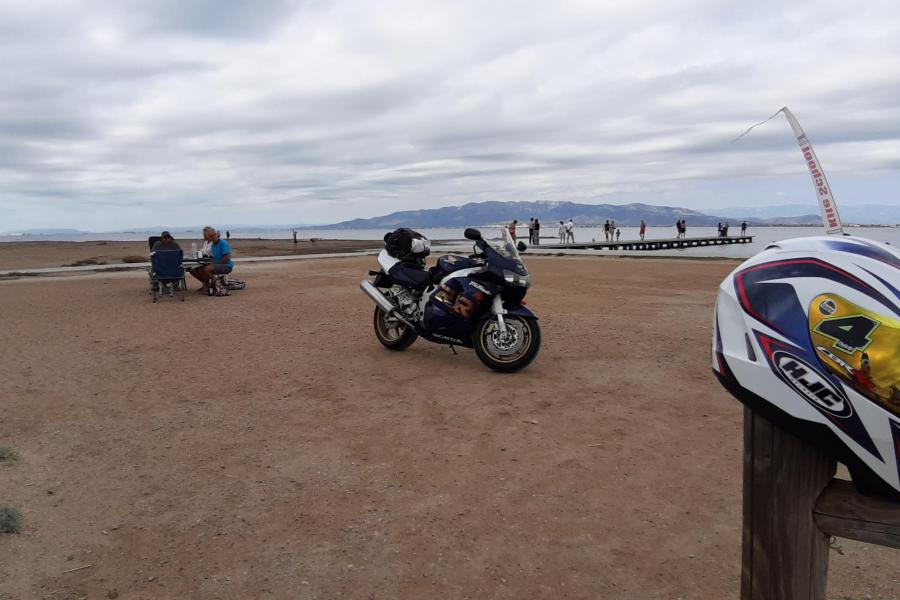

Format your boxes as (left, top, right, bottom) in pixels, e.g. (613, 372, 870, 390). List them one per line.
(312, 201, 829, 229)
(7, 202, 896, 235)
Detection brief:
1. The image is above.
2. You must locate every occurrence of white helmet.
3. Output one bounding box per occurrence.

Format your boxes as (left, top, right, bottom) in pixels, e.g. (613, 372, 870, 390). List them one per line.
(713, 235, 900, 499)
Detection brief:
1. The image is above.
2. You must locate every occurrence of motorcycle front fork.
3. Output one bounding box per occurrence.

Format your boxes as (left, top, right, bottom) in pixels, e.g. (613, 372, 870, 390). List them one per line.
(491, 295, 508, 334)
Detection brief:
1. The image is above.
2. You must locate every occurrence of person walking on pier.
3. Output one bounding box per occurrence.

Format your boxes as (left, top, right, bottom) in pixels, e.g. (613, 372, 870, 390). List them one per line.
(603, 220, 610, 241)
(615, 228, 621, 241)
(534, 218, 541, 244)
(681, 219, 687, 238)
(565, 219, 575, 243)
(558, 221, 566, 243)
(741, 221, 747, 235)
(639, 219, 646, 240)
(508, 219, 518, 241)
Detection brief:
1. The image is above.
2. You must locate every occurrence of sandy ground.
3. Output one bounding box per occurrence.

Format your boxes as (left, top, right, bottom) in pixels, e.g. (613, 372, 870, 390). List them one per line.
(0, 239, 381, 271)
(0, 255, 896, 600)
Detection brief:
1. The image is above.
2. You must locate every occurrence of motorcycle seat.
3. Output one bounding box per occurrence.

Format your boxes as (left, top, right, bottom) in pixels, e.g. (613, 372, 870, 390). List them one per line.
(388, 261, 431, 291)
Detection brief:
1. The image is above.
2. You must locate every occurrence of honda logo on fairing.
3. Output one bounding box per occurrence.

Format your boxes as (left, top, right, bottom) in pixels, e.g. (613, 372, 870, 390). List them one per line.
(432, 333, 463, 345)
(773, 351, 852, 418)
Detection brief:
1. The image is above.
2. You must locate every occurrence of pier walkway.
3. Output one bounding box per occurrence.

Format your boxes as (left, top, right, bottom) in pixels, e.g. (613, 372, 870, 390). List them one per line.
(536, 235, 754, 251)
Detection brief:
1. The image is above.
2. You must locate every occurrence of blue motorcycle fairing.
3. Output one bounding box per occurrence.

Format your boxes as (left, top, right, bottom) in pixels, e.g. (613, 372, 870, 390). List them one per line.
(434, 255, 480, 279)
(424, 278, 494, 346)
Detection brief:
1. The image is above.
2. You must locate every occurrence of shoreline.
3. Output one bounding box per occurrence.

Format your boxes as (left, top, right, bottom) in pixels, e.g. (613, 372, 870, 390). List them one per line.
(0, 238, 383, 272)
(0, 237, 749, 275)
(0, 250, 746, 281)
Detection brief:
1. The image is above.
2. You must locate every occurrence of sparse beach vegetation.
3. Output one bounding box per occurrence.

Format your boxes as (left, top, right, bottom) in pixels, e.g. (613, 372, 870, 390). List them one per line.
(0, 504, 22, 534)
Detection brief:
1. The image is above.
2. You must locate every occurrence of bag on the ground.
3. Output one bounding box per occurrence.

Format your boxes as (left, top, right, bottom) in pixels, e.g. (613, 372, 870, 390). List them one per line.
(226, 278, 246, 291)
(209, 276, 230, 297)
(384, 228, 431, 263)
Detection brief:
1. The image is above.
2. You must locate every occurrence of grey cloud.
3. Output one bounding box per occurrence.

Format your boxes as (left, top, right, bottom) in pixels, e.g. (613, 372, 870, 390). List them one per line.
(3, 1, 900, 231)
(86, 0, 308, 38)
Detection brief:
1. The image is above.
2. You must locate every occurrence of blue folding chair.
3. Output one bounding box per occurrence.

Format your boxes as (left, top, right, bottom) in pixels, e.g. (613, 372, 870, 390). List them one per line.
(150, 250, 186, 302)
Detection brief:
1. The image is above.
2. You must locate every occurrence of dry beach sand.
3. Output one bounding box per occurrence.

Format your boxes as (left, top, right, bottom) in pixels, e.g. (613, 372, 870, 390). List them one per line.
(0, 254, 897, 599)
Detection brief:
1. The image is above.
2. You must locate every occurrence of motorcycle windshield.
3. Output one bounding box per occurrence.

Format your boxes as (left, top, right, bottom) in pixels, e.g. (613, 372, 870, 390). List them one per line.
(495, 227, 522, 261)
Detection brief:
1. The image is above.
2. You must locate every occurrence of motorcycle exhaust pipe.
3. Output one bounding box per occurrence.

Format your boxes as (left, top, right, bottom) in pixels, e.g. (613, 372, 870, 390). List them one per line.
(359, 280, 416, 329)
(360, 280, 396, 313)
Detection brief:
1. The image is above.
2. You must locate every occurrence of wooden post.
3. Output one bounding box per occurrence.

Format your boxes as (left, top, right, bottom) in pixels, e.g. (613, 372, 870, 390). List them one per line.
(741, 407, 900, 600)
(742, 407, 836, 600)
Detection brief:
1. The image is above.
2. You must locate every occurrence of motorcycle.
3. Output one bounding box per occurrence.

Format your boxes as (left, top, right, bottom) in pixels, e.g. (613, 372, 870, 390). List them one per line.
(359, 227, 541, 372)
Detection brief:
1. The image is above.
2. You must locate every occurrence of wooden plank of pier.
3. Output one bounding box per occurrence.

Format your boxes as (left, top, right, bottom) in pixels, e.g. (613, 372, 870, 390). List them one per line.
(538, 235, 753, 251)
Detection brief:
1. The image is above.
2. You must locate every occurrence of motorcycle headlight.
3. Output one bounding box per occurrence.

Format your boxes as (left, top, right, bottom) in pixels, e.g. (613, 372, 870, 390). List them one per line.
(502, 269, 531, 287)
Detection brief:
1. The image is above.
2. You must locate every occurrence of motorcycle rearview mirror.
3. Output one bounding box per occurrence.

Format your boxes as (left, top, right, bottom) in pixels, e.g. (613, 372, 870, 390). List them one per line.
(464, 228, 482, 241)
(517, 241, 527, 252)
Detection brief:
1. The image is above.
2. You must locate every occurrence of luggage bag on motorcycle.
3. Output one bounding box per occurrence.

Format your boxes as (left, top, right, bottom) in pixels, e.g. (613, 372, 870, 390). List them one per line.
(384, 228, 431, 264)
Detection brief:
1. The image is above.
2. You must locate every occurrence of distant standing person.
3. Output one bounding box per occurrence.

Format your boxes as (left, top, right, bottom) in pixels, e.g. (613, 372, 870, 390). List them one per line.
(681, 219, 687, 238)
(292, 229, 298, 245)
(528, 218, 535, 244)
(226, 230, 230, 240)
(558, 220, 566, 243)
(741, 221, 747, 235)
(676, 219, 682, 239)
(615, 228, 621, 241)
(609, 220, 616, 240)
(508, 219, 518, 241)
(604, 220, 610, 242)
(534, 218, 541, 245)
(565, 219, 575, 243)
(639, 219, 646, 240)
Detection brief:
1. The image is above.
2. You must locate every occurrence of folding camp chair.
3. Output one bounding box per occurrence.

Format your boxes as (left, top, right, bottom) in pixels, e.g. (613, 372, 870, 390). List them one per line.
(150, 249, 187, 302)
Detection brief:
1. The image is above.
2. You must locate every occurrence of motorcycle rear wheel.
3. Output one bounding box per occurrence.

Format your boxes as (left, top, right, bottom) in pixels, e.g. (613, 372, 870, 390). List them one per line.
(473, 314, 541, 372)
(373, 306, 418, 350)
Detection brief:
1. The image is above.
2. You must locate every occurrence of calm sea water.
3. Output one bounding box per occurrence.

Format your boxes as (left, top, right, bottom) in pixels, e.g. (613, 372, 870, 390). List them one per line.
(1, 226, 896, 259)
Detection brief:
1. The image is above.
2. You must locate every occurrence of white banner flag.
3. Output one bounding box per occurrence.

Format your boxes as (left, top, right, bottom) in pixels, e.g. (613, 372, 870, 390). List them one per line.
(733, 107, 844, 235)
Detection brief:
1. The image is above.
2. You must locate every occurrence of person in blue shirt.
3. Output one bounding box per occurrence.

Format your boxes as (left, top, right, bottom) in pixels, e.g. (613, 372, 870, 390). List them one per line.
(190, 226, 233, 293)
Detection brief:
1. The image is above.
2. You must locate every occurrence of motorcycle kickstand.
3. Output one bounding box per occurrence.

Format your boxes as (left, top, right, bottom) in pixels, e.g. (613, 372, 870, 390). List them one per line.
(448, 344, 458, 355)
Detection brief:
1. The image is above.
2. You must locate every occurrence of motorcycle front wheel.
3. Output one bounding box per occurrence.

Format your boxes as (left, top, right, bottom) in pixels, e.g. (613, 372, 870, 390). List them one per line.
(373, 306, 418, 350)
(473, 314, 541, 372)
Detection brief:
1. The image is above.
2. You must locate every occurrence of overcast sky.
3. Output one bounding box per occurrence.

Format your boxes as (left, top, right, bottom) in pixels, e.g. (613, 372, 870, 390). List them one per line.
(2, 0, 899, 230)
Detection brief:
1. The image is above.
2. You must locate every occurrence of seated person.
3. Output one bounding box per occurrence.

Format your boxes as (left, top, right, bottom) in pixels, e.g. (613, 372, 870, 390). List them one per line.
(151, 231, 181, 252)
(151, 231, 183, 290)
(201, 234, 212, 258)
(189, 226, 233, 293)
